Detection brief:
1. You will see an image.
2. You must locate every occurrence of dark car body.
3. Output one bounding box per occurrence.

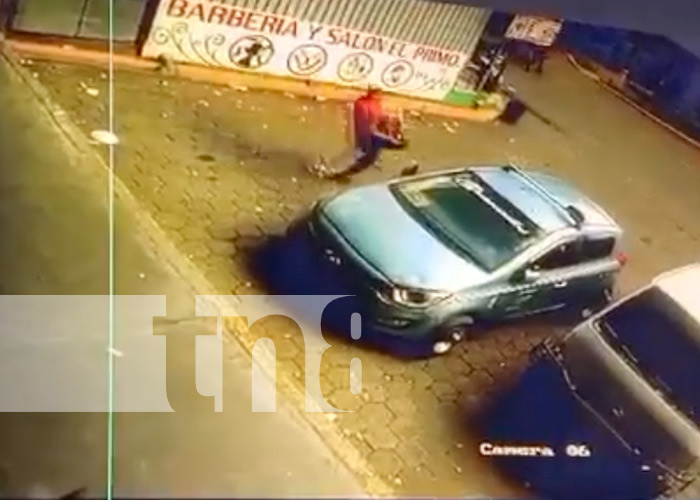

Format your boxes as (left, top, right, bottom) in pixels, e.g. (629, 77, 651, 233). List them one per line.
(483, 264, 700, 499)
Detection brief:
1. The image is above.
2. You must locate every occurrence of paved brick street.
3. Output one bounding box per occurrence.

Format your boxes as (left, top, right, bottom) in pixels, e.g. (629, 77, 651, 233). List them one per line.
(0, 55, 363, 497)
(23, 52, 700, 496)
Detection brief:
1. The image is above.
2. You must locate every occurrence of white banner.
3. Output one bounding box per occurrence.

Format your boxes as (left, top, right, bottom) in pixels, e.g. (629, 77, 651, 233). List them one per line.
(142, 0, 470, 101)
(505, 15, 562, 47)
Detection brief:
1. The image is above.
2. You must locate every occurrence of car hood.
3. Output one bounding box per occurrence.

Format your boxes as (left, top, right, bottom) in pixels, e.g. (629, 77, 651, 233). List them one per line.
(319, 184, 489, 292)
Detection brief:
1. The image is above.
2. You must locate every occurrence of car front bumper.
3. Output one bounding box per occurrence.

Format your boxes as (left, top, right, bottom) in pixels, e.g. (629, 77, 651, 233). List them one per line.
(305, 213, 443, 342)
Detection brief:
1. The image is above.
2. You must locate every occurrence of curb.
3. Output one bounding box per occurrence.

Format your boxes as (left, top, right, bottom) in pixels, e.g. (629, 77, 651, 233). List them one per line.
(0, 42, 392, 497)
(5, 38, 503, 123)
(566, 53, 700, 150)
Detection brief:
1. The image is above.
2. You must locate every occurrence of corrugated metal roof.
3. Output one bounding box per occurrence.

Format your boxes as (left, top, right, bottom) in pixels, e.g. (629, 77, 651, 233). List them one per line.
(213, 0, 491, 54)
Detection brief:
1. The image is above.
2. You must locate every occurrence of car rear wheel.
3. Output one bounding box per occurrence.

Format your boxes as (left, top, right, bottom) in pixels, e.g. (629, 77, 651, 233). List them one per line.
(580, 286, 615, 319)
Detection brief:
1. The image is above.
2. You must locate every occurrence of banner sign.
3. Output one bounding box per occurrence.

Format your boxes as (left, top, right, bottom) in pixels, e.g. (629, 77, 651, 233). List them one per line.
(142, 0, 470, 101)
(505, 15, 562, 47)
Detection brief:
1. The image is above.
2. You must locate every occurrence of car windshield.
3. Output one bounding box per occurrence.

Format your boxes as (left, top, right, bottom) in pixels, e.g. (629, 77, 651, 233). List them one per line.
(391, 173, 542, 271)
(596, 287, 700, 427)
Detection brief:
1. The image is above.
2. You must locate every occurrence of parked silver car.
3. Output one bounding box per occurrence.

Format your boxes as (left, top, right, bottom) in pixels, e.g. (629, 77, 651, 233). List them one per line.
(305, 164, 628, 355)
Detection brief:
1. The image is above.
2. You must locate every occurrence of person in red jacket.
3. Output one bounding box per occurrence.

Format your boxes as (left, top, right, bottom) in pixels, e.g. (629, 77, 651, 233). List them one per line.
(353, 87, 384, 160)
(350, 86, 406, 172)
(310, 87, 405, 180)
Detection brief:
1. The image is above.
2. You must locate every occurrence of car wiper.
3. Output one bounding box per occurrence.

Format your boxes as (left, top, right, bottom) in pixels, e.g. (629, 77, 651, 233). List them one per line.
(601, 322, 645, 369)
(645, 372, 699, 422)
(618, 340, 642, 367)
(456, 177, 531, 236)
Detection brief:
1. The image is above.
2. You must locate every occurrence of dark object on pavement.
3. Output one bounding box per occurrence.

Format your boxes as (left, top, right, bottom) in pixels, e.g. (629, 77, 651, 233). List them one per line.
(500, 97, 527, 124)
(400, 163, 420, 177)
(197, 153, 215, 162)
(156, 54, 177, 76)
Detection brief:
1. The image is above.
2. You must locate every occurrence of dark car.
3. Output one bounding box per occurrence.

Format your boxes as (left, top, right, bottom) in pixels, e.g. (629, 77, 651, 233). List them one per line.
(482, 264, 700, 500)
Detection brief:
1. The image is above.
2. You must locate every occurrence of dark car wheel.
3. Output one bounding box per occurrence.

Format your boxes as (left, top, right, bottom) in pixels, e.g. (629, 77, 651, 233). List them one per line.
(580, 286, 615, 319)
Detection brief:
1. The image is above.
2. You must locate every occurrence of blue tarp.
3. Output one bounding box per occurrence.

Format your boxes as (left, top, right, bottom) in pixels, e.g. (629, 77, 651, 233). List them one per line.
(558, 21, 700, 132)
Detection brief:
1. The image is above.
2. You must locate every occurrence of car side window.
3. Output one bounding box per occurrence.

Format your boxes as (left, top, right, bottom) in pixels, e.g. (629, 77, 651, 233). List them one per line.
(532, 241, 582, 270)
(580, 236, 616, 262)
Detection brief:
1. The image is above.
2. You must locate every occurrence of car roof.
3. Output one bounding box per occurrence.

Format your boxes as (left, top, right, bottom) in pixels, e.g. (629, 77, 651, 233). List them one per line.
(653, 263, 700, 325)
(468, 166, 620, 234)
(528, 172, 619, 229)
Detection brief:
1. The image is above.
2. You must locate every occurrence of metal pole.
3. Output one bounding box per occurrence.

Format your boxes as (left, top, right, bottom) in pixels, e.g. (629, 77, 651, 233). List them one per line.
(74, 0, 91, 37)
(136, 0, 163, 51)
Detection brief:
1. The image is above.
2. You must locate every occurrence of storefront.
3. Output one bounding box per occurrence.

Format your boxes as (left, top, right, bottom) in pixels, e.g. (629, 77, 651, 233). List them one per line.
(0, 0, 495, 105)
(1, 0, 151, 42)
(141, 0, 492, 103)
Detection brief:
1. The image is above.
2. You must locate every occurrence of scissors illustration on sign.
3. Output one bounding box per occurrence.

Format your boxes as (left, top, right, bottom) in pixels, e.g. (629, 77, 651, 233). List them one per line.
(288, 44, 328, 76)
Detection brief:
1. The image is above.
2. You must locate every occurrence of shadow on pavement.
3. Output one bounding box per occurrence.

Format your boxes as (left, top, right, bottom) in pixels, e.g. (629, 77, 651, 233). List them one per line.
(462, 350, 662, 500)
(200, 124, 316, 178)
(229, 135, 311, 173)
(237, 220, 445, 359)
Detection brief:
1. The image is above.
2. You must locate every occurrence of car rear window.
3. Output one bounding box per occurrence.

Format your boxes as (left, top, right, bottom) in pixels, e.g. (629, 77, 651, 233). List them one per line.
(596, 287, 700, 427)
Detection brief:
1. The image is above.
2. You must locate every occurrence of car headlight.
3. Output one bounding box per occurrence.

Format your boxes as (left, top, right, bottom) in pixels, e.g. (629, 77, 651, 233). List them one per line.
(377, 286, 451, 308)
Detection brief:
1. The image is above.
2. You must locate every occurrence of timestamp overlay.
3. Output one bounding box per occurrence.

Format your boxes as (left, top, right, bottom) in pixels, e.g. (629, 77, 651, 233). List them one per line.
(479, 442, 593, 458)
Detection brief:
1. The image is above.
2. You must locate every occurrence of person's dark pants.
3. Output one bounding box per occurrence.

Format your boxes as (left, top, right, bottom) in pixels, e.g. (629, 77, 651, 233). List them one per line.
(355, 135, 388, 166)
(330, 134, 404, 179)
(525, 46, 545, 73)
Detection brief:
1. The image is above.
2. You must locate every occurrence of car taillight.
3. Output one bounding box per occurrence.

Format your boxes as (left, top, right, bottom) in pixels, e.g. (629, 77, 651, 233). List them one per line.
(616, 251, 629, 266)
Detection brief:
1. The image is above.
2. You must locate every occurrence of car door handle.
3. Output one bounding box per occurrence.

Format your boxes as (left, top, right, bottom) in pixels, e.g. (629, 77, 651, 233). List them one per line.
(553, 281, 568, 288)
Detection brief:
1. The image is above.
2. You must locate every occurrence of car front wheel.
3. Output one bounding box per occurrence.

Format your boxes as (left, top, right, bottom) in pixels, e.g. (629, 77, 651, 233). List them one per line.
(432, 315, 476, 355)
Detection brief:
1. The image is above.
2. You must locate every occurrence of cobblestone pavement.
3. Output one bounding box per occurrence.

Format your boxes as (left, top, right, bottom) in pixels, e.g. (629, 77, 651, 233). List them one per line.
(25, 52, 700, 497)
(0, 56, 363, 497)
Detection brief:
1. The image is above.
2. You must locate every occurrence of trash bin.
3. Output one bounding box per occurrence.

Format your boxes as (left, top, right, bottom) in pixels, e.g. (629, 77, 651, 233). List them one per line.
(499, 97, 527, 124)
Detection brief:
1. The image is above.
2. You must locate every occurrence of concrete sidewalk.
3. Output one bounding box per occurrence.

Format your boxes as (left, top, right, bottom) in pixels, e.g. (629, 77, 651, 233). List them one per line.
(0, 46, 364, 498)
